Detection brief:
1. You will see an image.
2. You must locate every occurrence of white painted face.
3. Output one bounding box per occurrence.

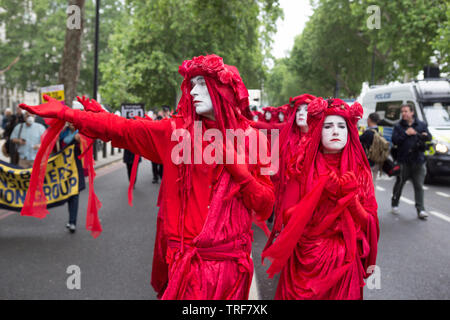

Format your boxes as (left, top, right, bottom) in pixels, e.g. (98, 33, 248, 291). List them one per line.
(321, 115, 348, 153)
(265, 112, 272, 121)
(296, 104, 308, 127)
(253, 115, 259, 122)
(278, 112, 285, 122)
(190, 75, 214, 120)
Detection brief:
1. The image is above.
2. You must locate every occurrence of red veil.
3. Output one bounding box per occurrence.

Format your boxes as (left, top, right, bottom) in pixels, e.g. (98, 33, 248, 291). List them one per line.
(262, 97, 379, 300)
(268, 94, 316, 246)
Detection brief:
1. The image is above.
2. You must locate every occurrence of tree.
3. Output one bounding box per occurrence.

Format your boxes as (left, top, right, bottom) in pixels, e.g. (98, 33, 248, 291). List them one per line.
(0, 0, 126, 99)
(99, 0, 282, 110)
(59, 0, 85, 107)
(265, 0, 448, 105)
(349, 0, 448, 79)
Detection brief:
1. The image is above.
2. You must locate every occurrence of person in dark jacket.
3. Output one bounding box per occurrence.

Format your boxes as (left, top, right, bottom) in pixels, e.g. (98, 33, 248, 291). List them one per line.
(59, 123, 86, 233)
(391, 104, 432, 219)
(360, 112, 380, 185)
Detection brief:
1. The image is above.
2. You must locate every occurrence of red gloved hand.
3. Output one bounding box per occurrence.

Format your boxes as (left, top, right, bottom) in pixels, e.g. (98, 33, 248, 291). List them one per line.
(339, 171, 358, 196)
(324, 170, 340, 194)
(19, 94, 69, 119)
(223, 140, 252, 184)
(77, 96, 104, 113)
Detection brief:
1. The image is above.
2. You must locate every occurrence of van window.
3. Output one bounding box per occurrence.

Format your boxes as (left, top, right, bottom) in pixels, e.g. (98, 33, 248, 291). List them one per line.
(422, 102, 450, 127)
(375, 101, 403, 123)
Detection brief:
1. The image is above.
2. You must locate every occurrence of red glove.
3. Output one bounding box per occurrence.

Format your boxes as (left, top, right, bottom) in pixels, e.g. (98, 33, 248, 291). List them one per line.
(77, 96, 105, 113)
(222, 140, 253, 184)
(339, 171, 358, 197)
(19, 94, 70, 119)
(324, 170, 340, 194)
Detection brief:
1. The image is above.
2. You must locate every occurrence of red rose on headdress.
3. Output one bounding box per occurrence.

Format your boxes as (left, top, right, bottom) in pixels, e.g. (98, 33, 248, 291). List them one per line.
(349, 101, 363, 121)
(178, 60, 192, 77)
(218, 69, 233, 84)
(307, 97, 327, 118)
(203, 55, 224, 74)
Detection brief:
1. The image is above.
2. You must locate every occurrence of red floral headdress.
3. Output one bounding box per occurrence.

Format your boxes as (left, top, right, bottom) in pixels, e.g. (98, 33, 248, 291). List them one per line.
(289, 97, 368, 196)
(178, 54, 249, 117)
(289, 93, 316, 109)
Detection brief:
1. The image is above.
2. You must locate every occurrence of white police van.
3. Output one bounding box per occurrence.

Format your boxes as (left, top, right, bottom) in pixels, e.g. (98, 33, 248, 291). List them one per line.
(359, 79, 450, 181)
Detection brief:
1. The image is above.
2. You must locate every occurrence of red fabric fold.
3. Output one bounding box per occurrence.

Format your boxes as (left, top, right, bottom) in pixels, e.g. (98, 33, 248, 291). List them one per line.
(78, 134, 102, 238)
(262, 175, 328, 277)
(21, 117, 66, 218)
(128, 154, 140, 206)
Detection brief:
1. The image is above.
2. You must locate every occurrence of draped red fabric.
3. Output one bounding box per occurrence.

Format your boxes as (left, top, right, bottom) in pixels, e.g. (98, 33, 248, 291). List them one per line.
(79, 134, 102, 238)
(127, 154, 140, 206)
(19, 54, 275, 299)
(74, 98, 106, 238)
(21, 116, 66, 218)
(262, 97, 379, 300)
(264, 94, 316, 250)
(20, 110, 103, 238)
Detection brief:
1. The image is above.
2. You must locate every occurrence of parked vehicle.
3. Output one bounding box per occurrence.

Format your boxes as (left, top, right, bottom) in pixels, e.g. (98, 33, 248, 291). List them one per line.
(359, 79, 450, 182)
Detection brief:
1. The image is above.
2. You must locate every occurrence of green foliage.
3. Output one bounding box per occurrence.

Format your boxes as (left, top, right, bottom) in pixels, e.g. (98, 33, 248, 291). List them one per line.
(0, 0, 125, 98)
(432, 3, 450, 73)
(266, 0, 448, 105)
(0, 0, 66, 90)
(99, 0, 282, 110)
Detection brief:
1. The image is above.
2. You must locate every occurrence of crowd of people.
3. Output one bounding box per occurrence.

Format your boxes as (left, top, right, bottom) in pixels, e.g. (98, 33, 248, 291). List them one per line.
(9, 53, 433, 300)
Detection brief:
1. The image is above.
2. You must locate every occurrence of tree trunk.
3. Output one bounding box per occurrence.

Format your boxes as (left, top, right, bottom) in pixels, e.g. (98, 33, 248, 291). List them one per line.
(58, 0, 85, 108)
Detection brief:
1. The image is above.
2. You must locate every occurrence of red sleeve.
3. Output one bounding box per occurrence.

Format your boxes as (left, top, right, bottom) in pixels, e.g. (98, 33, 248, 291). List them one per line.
(68, 109, 171, 163)
(240, 172, 275, 221)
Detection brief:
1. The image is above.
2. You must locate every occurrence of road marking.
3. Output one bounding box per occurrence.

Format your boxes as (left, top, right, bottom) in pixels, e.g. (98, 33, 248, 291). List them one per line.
(429, 211, 450, 223)
(400, 197, 415, 205)
(423, 186, 429, 190)
(249, 253, 260, 300)
(436, 192, 450, 198)
(376, 186, 385, 191)
(0, 211, 17, 220)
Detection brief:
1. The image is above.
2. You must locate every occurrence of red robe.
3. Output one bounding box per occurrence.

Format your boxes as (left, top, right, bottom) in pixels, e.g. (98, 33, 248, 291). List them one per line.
(68, 111, 275, 299)
(262, 98, 379, 300)
(274, 152, 378, 299)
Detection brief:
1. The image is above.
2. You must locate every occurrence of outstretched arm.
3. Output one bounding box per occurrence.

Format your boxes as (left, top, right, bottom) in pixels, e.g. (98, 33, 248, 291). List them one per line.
(20, 95, 170, 163)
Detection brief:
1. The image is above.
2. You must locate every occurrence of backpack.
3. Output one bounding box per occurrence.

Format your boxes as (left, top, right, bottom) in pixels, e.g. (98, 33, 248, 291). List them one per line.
(367, 129, 390, 165)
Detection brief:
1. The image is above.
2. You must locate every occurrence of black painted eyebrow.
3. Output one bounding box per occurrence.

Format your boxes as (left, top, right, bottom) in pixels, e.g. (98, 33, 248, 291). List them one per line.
(324, 122, 346, 124)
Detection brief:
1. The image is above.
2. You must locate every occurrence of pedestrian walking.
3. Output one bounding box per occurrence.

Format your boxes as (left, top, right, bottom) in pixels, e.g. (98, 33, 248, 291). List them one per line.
(10, 112, 45, 168)
(2, 106, 25, 165)
(391, 104, 432, 219)
(59, 123, 86, 233)
(262, 98, 379, 300)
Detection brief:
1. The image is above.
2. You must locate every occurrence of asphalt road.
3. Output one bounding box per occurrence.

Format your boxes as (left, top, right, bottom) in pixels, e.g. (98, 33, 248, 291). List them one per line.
(253, 174, 450, 300)
(1, 160, 449, 300)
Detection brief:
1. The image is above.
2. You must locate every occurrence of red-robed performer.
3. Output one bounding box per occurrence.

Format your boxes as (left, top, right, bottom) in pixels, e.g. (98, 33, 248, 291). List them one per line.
(262, 97, 379, 300)
(268, 94, 316, 234)
(20, 54, 275, 300)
